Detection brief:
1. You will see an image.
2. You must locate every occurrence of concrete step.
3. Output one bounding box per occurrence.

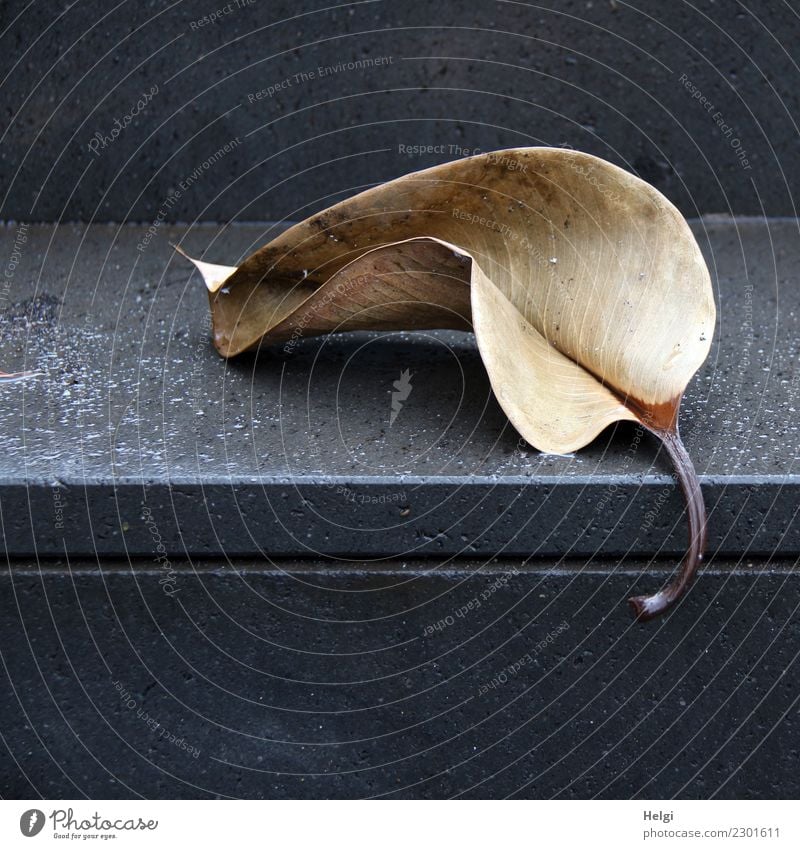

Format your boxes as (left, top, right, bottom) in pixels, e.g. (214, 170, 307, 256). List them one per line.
(2, 558, 798, 799)
(0, 218, 797, 559)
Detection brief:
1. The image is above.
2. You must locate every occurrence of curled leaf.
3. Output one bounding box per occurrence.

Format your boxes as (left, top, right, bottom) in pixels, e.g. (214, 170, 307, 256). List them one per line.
(176, 238, 472, 347)
(180, 147, 716, 621)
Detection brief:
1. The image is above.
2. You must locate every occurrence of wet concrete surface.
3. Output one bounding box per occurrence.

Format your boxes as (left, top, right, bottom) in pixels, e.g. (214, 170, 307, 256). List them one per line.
(1, 218, 799, 800)
(1, 559, 798, 799)
(0, 218, 798, 559)
(1, 1, 797, 221)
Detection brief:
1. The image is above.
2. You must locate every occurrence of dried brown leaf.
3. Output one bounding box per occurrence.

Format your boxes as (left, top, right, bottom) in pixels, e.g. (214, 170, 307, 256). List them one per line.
(180, 148, 716, 621)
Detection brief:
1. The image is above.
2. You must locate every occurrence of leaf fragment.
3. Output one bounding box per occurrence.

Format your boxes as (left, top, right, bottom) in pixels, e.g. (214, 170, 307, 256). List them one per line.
(0, 369, 42, 384)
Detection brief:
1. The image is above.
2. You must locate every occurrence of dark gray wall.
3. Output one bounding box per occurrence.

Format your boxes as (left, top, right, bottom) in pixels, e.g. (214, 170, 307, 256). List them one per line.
(1, 0, 798, 222)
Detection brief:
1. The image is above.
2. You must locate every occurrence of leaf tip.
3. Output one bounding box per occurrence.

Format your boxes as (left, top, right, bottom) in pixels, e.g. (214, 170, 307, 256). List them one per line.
(173, 243, 237, 293)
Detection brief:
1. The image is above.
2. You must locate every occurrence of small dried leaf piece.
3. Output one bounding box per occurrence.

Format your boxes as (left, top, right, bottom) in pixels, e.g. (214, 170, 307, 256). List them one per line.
(0, 369, 42, 384)
(180, 147, 716, 622)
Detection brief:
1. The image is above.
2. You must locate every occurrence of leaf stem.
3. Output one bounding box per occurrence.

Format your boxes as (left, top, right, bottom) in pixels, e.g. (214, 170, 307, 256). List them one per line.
(628, 426, 707, 621)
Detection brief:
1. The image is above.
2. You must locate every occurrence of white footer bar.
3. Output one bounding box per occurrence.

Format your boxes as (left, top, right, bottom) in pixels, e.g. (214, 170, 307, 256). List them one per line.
(2, 800, 793, 848)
